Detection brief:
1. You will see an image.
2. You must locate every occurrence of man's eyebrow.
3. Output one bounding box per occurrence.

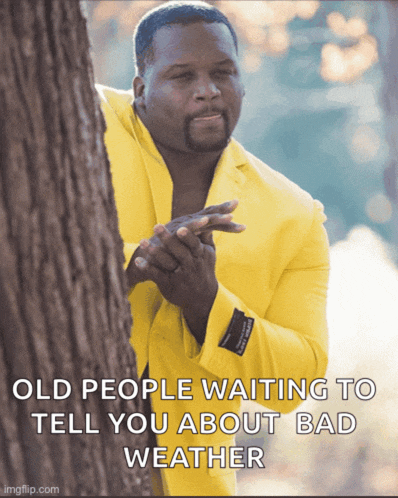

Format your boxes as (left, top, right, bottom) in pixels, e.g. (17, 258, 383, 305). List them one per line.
(214, 58, 236, 66)
(161, 64, 192, 76)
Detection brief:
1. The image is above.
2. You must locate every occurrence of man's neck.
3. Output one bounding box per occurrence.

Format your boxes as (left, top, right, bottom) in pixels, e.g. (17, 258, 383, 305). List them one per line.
(135, 103, 226, 215)
(155, 142, 223, 218)
(135, 103, 224, 189)
(154, 141, 222, 188)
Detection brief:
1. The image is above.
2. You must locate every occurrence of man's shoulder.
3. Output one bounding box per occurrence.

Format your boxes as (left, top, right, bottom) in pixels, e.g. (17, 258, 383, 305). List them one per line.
(95, 84, 136, 130)
(96, 84, 134, 108)
(96, 84, 163, 165)
(95, 84, 143, 147)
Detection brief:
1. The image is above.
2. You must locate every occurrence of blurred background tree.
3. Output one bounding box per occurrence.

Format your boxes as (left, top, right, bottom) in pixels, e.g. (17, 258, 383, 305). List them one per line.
(377, 1, 398, 244)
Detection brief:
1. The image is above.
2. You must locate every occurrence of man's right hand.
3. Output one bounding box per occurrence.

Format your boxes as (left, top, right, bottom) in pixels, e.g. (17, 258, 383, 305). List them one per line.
(164, 199, 244, 236)
(126, 199, 245, 288)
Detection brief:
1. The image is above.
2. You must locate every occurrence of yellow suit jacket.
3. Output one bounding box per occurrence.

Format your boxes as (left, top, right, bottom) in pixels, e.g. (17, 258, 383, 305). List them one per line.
(98, 85, 329, 496)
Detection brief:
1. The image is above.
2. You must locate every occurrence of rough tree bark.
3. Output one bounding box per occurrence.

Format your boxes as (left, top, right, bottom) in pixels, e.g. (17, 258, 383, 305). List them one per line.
(0, 0, 151, 495)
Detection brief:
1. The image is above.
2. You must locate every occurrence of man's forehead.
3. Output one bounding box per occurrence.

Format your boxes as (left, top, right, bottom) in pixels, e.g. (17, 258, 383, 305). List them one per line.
(151, 22, 238, 66)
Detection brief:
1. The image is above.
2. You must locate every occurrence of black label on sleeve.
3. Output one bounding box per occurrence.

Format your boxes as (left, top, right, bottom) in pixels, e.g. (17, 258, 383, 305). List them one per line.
(218, 308, 255, 356)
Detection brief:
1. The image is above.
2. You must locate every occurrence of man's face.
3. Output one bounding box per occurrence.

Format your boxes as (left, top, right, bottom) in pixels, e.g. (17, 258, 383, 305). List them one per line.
(134, 22, 244, 154)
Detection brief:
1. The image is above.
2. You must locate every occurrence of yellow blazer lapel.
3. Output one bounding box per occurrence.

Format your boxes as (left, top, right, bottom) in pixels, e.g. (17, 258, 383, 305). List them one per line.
(205, 139, 247, 244)
(130, 114, 174, 226)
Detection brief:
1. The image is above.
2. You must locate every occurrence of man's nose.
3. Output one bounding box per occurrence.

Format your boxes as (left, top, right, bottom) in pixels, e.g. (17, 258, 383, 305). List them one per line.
(193, 77, 221, 102)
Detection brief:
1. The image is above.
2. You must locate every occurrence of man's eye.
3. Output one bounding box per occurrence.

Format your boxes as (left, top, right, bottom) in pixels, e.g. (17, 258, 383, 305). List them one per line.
(213, 69, 233, 78)
(173, 72, 194, 80)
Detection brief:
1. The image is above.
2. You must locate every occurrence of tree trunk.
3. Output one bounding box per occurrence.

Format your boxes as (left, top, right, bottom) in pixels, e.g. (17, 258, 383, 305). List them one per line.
(0, 0, 150, 495)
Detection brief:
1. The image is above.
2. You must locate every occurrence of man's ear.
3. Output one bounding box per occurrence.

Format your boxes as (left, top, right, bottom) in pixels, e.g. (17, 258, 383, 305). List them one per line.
(133, 76, 146, 111)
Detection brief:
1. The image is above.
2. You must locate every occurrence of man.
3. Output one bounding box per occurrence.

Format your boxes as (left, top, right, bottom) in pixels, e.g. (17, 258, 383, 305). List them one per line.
(97, 1, 329, 495)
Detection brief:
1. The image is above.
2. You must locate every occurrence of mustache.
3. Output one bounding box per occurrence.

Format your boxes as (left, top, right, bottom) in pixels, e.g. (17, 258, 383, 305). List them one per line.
(186, 108, 227, 121)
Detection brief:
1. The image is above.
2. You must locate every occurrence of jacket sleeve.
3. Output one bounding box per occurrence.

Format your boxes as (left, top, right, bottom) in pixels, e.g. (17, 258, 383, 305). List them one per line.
(181, 200, 329, 413)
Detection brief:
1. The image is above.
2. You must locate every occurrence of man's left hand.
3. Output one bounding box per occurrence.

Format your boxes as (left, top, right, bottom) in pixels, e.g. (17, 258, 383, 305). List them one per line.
(135, 225, 218, 343)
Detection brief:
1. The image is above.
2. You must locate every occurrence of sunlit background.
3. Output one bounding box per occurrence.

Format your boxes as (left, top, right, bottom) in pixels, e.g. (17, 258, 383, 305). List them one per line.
(85, 1, 398, 495)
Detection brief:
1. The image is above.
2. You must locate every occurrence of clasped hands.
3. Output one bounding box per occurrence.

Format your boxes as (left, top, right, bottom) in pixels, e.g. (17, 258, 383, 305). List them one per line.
(126, 199, 245, 311)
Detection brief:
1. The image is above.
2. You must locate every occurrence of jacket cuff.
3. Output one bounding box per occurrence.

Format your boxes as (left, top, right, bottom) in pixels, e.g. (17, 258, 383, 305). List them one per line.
(182, 283, 245, 375)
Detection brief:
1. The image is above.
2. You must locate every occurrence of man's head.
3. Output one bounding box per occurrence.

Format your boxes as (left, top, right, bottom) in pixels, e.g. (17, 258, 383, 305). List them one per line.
(133, 1, 244, 155)
(133, 1, 239, 77)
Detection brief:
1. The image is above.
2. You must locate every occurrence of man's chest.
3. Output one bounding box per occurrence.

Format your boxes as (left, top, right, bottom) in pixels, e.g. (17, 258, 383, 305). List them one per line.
(171, 183, 209, 219)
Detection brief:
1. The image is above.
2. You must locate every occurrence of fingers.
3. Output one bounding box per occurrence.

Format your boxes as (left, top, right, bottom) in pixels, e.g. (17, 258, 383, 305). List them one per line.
(195, 200, 244, 234)
(195, 220, 246, 234)
(183, 216, 210, 234)
(134, 256, 169, 288)
(176, 227, 203, 257)
(166, 215, 208, 235)
(200, 199, 239, 216)
(191, 214, 237, 234)
(154, 224, 197, 266)
(165, 200, 240, 236)
(198, 230, 215, 247)
(137, 215, 244, 273)
(135, 198, 244, 275)
(139, 238, 179, 271)
(136, 224, 204, 274)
